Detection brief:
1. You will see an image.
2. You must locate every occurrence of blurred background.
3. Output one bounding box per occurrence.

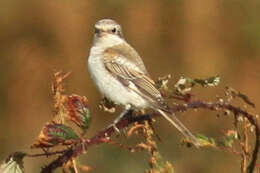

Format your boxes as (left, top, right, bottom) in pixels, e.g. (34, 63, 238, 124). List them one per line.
(0, 0, 260, 172)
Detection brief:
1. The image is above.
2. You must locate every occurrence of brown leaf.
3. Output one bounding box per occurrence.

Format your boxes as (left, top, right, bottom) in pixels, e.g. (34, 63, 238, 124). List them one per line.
(66, 94, 91, 133)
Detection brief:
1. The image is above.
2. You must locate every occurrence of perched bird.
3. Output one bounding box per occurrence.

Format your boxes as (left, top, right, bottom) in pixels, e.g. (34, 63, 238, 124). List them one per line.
(88, 19, 201, 147)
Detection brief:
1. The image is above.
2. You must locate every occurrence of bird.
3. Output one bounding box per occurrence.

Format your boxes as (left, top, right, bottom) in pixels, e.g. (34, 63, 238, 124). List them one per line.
(87, 19, 201, 148)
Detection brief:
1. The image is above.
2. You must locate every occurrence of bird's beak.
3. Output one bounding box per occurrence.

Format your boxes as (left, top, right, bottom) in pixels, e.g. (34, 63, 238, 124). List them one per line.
(94, 28, 100, 37)
(95, 29, 106, 38)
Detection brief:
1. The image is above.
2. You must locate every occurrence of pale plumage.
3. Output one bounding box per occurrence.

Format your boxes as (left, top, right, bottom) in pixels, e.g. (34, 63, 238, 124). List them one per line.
(88, 19, 201, 147)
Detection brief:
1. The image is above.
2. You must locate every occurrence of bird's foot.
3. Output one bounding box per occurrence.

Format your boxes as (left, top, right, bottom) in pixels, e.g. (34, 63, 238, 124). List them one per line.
(111, 123, 120, 134)
(104, 123, 121, 134)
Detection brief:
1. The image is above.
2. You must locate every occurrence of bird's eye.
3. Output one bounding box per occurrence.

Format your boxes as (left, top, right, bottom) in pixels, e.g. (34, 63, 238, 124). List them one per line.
(112, 28, 117, 33)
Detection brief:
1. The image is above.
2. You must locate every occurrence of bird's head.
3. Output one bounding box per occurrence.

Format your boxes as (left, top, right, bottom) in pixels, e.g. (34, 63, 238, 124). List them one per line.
(94, 19, 124, 39)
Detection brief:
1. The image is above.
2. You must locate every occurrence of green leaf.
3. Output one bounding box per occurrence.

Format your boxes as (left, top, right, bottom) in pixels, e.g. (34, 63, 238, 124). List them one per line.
(219, 130, 238, 148)
(31, 122, 79, 148)
(67, 95, 92, 134)
(49, 123, 79, 141)
(187, 76, 220, 87)
(196, 134, 216, 147)
(79, 108, 91, 133)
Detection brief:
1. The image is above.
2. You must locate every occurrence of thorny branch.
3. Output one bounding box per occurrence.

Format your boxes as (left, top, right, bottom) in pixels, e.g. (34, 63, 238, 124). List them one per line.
(41, 100, 260, 173)
(3, 72, 257, 173)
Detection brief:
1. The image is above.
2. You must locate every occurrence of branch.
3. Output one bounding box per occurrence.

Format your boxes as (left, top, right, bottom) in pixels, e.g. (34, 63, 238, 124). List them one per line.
(41, 100, 259, 173)
(41, 111, 152, 173)
(27, 150, 66, 158)
(170, 101, 259, 173)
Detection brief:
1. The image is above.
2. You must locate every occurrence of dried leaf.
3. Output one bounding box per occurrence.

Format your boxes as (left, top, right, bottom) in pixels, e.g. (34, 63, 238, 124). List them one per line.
(52, 71, 71, 123)
(79, 165, 93, 172)
(174, 77, 192, 95)
(174, 76, 220, 96)
(67, 95, 91, 133)
(0, 152, 26, 173)
(98, 97, 116, 113)
(149, 152, 174, 173)
(155, 74, 172, 91)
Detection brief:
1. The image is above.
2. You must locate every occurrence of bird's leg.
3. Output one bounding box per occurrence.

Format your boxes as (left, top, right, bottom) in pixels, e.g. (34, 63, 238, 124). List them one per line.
(108, 105, 132, 133)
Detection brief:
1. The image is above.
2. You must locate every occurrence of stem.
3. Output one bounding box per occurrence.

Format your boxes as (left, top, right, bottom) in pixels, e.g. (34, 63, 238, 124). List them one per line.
(40, 101, 259, 173)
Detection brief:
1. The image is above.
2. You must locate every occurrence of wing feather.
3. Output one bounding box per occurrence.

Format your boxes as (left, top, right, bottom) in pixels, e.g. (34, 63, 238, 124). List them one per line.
(103, 45, 163, 105)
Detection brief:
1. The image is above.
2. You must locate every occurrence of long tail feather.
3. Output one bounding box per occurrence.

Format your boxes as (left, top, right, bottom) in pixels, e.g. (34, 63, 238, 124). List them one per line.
(157, 109, 201, 148)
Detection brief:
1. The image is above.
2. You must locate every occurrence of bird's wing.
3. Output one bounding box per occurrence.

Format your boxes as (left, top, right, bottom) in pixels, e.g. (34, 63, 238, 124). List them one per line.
(103, 43, 149, 75)
(103, 43, 164, 105)
(103, 44, 201, 147)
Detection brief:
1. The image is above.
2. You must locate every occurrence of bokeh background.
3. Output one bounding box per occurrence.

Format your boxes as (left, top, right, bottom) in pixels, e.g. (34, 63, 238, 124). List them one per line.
(0, 0, 260, 172)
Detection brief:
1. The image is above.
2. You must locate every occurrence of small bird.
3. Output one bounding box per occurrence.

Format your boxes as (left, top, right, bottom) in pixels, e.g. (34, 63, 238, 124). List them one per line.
(88, 19, 201, 147)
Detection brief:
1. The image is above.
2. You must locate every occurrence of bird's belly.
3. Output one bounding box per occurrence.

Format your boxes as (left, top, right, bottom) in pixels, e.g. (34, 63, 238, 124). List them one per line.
(88, 56, 148, 108)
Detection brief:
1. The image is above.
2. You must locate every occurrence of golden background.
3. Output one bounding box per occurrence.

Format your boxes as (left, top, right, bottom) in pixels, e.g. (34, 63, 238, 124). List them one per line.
(0, 0, 259, 172)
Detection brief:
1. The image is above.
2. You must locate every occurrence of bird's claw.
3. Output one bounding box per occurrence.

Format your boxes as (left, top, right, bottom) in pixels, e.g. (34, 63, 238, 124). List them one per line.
(105, 123, 120, 134)
(111, 124, 120, 134)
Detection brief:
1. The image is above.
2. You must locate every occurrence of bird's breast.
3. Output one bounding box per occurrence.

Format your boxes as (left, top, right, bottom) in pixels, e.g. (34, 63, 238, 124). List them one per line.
(88, 46, 149, 108)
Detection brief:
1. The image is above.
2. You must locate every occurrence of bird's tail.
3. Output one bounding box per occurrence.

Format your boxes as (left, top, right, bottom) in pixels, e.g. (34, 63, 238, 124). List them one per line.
(157, 109, 201, 148)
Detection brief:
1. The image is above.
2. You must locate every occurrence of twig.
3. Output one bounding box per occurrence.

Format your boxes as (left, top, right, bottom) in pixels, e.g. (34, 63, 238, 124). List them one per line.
(241, 119, 250, 173)
(41, 100, 259, 173)
(27, 150, 66, 158)
(41, 113, 152, 173)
